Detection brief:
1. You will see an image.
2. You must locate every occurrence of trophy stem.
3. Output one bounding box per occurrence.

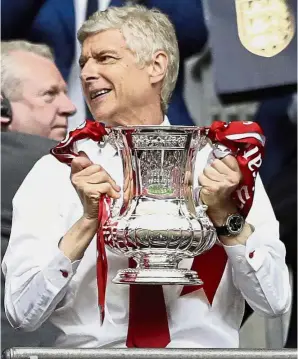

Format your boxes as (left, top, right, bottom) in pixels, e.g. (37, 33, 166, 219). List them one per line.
(112, 252, 203, 285)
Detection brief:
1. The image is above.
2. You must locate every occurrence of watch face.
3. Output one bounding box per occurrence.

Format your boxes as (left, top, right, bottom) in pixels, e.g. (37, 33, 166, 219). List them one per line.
(226, 214, 244, 235)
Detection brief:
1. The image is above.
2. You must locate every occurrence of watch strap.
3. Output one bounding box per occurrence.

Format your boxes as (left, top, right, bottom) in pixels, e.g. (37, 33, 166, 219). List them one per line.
(215, 225, 231, 237)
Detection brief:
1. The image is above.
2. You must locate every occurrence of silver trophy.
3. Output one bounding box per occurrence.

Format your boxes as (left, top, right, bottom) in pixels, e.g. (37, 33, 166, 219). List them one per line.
(103, 126, 219, 285)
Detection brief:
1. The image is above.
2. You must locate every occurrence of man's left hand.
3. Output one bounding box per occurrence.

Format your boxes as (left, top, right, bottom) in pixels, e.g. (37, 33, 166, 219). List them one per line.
(198, 155, 241, 226)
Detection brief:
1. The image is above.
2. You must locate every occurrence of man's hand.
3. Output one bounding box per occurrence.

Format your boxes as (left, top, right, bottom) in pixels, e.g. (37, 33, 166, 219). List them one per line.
(71, 152, 121, 221)
(58, 152, 121, 262)
(198, 155, 253, 245)
(198, 155, 241, 226)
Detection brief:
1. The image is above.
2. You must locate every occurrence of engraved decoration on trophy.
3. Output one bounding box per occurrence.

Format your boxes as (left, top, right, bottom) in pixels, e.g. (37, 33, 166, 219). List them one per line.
(102, 126, 217, 285)
(235, 0, 295, 57)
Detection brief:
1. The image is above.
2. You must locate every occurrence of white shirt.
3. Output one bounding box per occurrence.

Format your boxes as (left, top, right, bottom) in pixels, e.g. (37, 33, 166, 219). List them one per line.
(2, 119, 291, 348)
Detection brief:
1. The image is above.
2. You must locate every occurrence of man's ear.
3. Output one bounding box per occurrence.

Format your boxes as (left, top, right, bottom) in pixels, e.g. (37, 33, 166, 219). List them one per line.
(1, 94, 13, 126)
(0, 116, 11, 125)
(148, 51, 168, 85)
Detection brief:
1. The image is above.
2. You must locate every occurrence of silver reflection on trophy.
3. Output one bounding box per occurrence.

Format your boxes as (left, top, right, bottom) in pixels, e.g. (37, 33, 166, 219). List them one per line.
(103, 126, 217, 285)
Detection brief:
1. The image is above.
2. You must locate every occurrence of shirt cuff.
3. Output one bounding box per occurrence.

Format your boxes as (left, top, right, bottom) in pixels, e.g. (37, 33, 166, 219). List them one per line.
(42, 244, 81, 289)
(223, 230, 267, 272)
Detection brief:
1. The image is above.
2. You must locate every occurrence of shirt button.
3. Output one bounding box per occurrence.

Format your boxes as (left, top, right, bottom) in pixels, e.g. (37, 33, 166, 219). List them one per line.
(248, 250, 255, 259)
(60, 270, 69, 278)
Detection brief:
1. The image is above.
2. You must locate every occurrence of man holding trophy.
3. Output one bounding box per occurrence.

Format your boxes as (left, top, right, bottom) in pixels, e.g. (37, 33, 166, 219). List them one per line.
(3, 5, 291, 349)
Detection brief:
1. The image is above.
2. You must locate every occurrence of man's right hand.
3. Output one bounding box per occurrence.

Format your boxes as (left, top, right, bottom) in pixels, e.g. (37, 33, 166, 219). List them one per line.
(70, 152, 121, 221)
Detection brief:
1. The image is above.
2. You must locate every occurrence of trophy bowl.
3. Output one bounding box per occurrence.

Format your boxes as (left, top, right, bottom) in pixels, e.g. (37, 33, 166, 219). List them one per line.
(102, 126, 217, 285)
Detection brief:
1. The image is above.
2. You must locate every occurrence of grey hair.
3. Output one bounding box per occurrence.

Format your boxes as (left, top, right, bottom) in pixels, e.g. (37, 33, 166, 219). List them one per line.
(1, 40, 54, 101)
(78, 5, 179, 113)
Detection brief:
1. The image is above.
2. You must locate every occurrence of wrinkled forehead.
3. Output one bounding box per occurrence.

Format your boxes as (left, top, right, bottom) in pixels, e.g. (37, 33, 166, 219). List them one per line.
(12, 51, 60, 77)
(81, 29, 129, 55)
(11, 51, 67, 92)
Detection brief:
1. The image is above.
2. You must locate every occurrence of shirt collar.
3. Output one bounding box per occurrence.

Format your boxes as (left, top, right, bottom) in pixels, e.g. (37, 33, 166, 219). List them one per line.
(161, 115, 170, 126)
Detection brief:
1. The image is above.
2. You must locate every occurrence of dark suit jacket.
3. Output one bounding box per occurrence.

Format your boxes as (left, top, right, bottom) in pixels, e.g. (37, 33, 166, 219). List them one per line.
(254, 94, 297, 187)
(1, 132, 58, 349)
(1, 0, 208, 126)
(255, 94, 297, 348)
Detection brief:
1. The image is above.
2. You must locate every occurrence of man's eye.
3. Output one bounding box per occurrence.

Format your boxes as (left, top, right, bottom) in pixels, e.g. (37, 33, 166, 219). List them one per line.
(100, 55, 116, 63)
(46, 90, 56, 96)
(44, 91, 56, 102)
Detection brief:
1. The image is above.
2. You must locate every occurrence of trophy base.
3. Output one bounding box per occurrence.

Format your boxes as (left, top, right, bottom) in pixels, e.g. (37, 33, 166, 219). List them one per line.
(112, 268, 203, 285)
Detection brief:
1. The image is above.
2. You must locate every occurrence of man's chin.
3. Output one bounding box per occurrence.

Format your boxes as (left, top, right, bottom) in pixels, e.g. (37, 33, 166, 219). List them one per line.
(92, 109, 117, 126)
(50, 127, 68, 141)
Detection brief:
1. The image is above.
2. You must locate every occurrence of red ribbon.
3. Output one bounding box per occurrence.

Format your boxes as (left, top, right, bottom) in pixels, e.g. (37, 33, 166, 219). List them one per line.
(50, 120, 108, 165)
(51, 119, 265, 331)
(97, 196, 111, 324)
(206, 120, 265, 217)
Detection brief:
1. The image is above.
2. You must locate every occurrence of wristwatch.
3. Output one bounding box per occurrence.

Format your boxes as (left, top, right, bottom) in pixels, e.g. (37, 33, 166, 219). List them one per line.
(215, 213, 245, 237)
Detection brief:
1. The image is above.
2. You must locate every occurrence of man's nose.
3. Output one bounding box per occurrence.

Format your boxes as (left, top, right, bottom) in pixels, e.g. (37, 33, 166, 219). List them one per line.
(58, 93, 77, 116)
(80, 59, 100, 83)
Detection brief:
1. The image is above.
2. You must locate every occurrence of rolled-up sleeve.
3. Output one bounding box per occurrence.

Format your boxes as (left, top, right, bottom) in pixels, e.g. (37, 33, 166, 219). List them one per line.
(2, 155, 80, 331)
(223, 175, 292, 317)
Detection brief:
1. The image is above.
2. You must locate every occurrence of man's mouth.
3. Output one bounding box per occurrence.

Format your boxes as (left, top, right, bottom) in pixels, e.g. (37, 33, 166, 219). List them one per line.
(90, 89, 112, 100)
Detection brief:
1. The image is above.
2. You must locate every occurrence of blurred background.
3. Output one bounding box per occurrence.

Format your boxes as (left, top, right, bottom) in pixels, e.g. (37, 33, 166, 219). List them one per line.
(1, 0, 297, 352)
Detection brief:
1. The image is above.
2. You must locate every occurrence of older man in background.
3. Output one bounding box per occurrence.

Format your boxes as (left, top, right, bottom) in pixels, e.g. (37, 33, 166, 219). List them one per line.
(1, 41, 76, 139)
(1, 40, 76, 350)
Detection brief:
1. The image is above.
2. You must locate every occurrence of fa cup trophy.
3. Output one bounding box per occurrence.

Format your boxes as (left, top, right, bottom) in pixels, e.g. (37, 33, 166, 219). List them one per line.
(101, 126, 217, 285)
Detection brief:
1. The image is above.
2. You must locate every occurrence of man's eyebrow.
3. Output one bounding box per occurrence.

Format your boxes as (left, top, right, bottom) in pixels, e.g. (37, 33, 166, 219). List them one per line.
(79, 49, 120, 65)
(38, 85, 57, 94)
(39, 84, 67, 95)
(93, 49, 120, 56)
